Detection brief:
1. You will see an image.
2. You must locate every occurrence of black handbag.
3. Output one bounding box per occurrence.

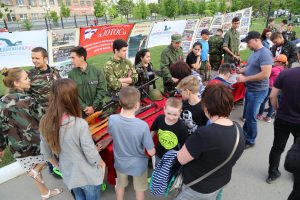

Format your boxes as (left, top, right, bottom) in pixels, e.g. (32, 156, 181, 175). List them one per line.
(284, 138, 300, 173)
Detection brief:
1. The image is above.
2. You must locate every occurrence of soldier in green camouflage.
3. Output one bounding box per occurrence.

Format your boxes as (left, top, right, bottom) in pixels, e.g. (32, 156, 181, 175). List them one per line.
(0, 68, 63, 198)
(209, 29, 224, 71)
(160, 34, 184, 93)
(103, 39, 138, 96)
(28, 47, 60, 109)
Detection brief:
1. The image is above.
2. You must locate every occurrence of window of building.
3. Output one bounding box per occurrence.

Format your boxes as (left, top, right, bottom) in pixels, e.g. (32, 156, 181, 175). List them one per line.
(39, 0, 46, 6)
(66, 0, 71, 6)
(17, 0, 24, 6)
(19, 14, 28, 20)
(29, 0, 36, 6)
(86, 1, 91, 6)
(31, 13, 40, 20)
(49, 0, 55, 5)
(2, 0, 12, 5)
(80, 1, 85, 6)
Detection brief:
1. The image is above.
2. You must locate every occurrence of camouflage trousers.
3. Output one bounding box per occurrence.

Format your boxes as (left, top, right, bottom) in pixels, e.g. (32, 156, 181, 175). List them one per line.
(200, 61, 211, 81)
(209, 54, 223, 71)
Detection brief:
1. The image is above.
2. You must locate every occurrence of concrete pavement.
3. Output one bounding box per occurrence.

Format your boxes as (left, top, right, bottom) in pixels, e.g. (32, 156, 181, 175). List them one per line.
(0, 105, 294, 200)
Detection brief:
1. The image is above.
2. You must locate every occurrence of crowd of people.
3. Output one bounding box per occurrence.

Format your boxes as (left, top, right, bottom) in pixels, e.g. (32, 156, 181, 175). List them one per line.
(0, 15, 300, 200)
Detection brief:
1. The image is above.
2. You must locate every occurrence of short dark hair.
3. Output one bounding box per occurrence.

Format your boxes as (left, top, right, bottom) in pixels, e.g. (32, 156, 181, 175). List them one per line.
(269, 18, 275, 23)
(170, 61, 191, 81)
(113, 39, 128, 53)
(270, 32, 283, 41)
(288, 23, 294, 26)
(216, 28, 223, 33)
(119, 86, 140, 110)
(232, 17, 240, 23)
(70, 46, 87, 61)
(281, 19, 287, 24)
(193, 42, 202, 49)
(218, 63, 232, 75)
(201, 83, 233, 117)
(32, 47, 48, 58)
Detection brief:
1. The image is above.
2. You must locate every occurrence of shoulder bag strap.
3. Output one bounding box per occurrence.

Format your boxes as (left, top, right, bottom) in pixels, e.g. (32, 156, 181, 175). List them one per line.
(185, 123, 240, 188)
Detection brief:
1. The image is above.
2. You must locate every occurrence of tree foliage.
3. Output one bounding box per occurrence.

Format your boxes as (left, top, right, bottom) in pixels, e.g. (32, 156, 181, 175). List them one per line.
(22, 19, 33, 30)
(108, 5, 118, 19)
(219, 0, 227, 13)
(133, 0, 150, 20)
(49, 11, 59, 23)
(60, 2, 70, 18)
(198, 0, 206, 15)
(148, 3, 160, 14)
(162, 0, 179, 19)
(94, 0, 106, 18)
(117, 0, 134, 22)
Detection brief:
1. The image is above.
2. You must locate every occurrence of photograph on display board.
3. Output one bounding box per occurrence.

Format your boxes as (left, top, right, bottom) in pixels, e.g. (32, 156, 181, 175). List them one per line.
(185, 20, 198, 30)
(222, 23, 232, 31)
(210, 27, 220, 35)
(182, 41, 191, 53)
(235, 12, 243, 19)
(53, 61, 73, 78)
(51, 30, 76, 47)
(239, 26, 249, 37)
(182, 30, 194, 42)
(243, 8, 251, 17)
(212, 16, 223, 26)
(52, 46, 75, 63)
(241, 18, 250, 27)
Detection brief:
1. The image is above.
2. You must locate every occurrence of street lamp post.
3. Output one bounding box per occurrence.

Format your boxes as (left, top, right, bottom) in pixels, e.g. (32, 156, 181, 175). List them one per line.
(266, 0, 272, 28)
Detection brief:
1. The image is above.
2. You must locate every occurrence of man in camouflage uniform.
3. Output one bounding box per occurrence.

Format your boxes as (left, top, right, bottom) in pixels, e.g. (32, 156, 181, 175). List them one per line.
(0, 87, 44, 159)
(103, 39, 138, 96)
(69, 46, 107, 116)
(270, 32, 298, 68)
(160, 34, 183, 93)
(223, 17, 241, 67)
(28, 47, 60, 109)
(209, 28, 224, 71)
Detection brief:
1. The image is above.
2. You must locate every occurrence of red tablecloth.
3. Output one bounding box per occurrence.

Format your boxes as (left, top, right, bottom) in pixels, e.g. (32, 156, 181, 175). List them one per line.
(232, 82, 245, 102)
(95, 98, 166, 185)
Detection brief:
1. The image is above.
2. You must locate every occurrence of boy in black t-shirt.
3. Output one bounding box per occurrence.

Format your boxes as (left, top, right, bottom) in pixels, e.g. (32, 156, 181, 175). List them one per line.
(177, 75, 208, 134)
(151, 97, 189, 165)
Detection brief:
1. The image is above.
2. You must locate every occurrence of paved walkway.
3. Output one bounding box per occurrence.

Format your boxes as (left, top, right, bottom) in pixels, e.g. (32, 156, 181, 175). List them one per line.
(0, 105, 294, 200)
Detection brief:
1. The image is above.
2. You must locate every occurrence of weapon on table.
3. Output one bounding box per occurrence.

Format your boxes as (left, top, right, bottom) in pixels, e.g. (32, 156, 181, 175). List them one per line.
(85, 111, 102, 125)
(135, 102, 157, 116)
(89, 117, 108, 131)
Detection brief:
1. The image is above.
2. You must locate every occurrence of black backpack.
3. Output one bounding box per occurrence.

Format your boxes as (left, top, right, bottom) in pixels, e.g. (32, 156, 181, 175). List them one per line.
(284, 138, 300, 173)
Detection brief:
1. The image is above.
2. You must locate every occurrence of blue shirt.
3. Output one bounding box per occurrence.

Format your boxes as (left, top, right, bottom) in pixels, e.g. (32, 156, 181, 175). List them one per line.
(244, 47, 273, 91)
(198, 39, 209, 62)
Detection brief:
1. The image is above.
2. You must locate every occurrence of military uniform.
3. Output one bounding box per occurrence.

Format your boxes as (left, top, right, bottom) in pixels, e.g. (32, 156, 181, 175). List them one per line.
(160, 45, 183, 92)
(27, 65, 60, 109)
(135, 62, 155, 93)
(208, 35, 224, 71)
(103, 57, 138, 95)
(0, 89, 44, 158)
(68, 64, 107, 111)
(223, 28, 240, 65)
(270, 39, 298, 68)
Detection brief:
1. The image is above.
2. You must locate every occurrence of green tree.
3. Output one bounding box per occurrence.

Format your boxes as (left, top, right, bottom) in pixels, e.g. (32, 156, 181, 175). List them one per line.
(108, 5, 118, 19)
(204, 9, 213, 16)
(49, 11, 59, 26)
(207, 0, 218, 15)
(60, 2, 70, 18)
(219, 0, 226, 13)
(181, 0, 191, 15)
(190, 1, 198, 14)
(0, 3, 11, 19)
(22, 19, 33, 30)
(163, 0, 179, 19)
(231, 0, 241, 12)
(148, 3, 159, 15)
(94, 0, 106, 18)
(133, 0, 150, 20)
(198, 0, 206, 15)
(117, 0, 134, 22)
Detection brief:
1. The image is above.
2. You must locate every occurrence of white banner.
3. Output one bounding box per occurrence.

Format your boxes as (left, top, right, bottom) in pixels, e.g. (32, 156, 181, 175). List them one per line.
(48, 28, 80, 77)
(0, 30, 47, 68)
(146, 20, 186, 48)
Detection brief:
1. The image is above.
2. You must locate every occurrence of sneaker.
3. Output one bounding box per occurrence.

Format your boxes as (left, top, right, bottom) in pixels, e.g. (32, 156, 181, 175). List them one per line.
(266, 172, 281, 184)
(245, 142, 255, 149)
(257, 114, 264, 120)
(264, 117, 272, 123)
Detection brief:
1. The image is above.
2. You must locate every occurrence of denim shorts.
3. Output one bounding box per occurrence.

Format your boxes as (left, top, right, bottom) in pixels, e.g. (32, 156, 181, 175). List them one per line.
(72, 184, 100, 200)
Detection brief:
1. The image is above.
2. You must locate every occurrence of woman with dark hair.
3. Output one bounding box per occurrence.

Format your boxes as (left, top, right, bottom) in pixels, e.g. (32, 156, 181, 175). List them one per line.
(175, 84, 245, 200)
(186, 42, 202, 70)
(261, 28, 273, 49)
(40, 79, 105, 200)
(0, 68, 62, 200)
(170, 61, 204, 97)
(134, 49, 155, 91)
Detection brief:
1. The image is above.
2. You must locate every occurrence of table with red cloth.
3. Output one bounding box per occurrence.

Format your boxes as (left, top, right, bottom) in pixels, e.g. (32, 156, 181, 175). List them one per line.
(93, 98, 166, 185)
(232, 82, 245, 102)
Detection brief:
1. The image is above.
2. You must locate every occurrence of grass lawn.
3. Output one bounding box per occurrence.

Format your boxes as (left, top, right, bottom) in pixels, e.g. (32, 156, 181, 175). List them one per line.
(0, 17, 298, 167)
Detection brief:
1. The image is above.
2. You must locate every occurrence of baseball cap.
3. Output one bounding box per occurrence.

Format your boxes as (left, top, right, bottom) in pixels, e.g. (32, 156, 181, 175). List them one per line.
(275, 54, 288, 63)
(171, 34, 182, 42)
(201, 29, 211, 35)
(241, 31, 261, 43)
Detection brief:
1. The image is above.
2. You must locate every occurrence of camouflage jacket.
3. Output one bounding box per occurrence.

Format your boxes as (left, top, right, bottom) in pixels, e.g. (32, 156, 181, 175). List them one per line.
(270, 40, 298, 68)
(208, 35, 224, 55)
(223, 28, 240, 62)
(0, 89, 44, 158)
(103, 57, 138, 93)
(135, 62, 155, 87)
(160, 45, 184, 84)
(27, 65, 60, 109)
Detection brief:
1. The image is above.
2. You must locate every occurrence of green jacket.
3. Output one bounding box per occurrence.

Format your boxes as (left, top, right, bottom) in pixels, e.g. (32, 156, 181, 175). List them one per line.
(27, 65, 60, 109)
(68, 64, 107, 110)
(0, 89, 44, 158)
(208, 35, 224, 55)
(160, 45, 184, 84)
(223, 28, 240, 62)
(103, 57, 138, 93)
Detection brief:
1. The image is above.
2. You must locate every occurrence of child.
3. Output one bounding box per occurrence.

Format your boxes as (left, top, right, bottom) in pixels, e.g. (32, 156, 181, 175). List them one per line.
(209, 63, 232, 87)
(107, 86, 155, 200)
(151, 97, 189, 164)
(257, 54, 286, 122)
(176, 75, 208, 134)
(40, 79, 105, 200)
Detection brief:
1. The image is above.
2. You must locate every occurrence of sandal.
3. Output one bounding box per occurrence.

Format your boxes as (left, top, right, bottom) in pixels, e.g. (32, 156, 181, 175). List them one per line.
(28, 169, 44, 184)
(41, 188, 63, 200)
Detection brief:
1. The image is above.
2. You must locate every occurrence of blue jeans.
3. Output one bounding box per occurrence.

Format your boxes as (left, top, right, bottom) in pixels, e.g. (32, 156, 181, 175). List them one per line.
(72, 185, 101, 200)
(258, 88, 274, 118)
(243, 89, 268, 144)
(175, 184, 221, 200)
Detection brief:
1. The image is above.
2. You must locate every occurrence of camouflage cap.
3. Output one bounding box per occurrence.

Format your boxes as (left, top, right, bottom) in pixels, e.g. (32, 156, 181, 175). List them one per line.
(171, 34, 182, 43)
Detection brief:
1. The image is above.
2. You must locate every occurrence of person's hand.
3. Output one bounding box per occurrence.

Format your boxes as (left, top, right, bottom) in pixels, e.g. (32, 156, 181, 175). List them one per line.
(233, 55, 241, 62)
(172, 77, 179, 83)
(0, 151, 5, 158)
(206, 62, 211, 70)
(236, 74, 247, 83)
(84, 106, 95, 116)
(236, 66, 245, 74)
(127, 70, 132, 77)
